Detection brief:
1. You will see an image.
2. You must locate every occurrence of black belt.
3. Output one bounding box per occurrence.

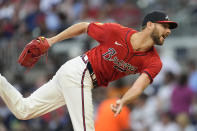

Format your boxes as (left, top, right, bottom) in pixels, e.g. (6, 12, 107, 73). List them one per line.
(81, 55, 98, 88)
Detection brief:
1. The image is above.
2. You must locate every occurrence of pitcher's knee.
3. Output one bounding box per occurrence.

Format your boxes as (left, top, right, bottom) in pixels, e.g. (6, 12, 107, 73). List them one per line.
(14, 100, 34, 120)
(14, 112, 32, 120)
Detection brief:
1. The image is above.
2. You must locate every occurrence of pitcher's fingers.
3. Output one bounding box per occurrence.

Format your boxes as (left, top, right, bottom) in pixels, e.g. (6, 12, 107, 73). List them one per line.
(114, 106, 121, 117)
(110, 104, 117, 112)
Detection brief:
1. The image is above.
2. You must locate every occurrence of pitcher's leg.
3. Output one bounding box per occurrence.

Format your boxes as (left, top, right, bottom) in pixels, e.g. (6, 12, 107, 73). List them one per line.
(58, 70, 95, 131)
(0, 74, 65, 120)
(56, 56, 95, 131)
(61, 84, 94, 131)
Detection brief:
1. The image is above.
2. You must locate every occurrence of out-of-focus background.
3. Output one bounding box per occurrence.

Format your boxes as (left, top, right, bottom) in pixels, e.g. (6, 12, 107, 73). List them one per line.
(0, 0, 197, 131)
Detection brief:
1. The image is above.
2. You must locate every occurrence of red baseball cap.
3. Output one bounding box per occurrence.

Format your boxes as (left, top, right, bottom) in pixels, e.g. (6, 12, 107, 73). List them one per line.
(142, 11, 178, 29)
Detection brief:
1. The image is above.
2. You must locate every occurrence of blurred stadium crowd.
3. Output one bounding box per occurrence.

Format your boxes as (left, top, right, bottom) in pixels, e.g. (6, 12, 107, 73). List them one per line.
(0, 0, 197, 131)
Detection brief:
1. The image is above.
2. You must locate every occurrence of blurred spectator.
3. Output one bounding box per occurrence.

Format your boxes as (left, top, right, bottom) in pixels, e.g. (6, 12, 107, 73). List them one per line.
(45, 5, 61, 32)
(153, 48, 181, 87)
(48, 107, 69, 131)
(156, 71, 176, 112)
(0, 122, 7, 131)
(0, 0, 15, 19)
(170, 73, 194, 115)
(188, 60, 197, 93)
(1, 19, 14, 38)
(110, 0, 141, 27)
(151, 111, 180, 131)
(95, 83, 131, 131)
(130, 94, 150, 131)
(190, 95, 197, 128)
(39, 0, 62, 12)
(0, 99, 10, 126)
(176, 113, 196, 131)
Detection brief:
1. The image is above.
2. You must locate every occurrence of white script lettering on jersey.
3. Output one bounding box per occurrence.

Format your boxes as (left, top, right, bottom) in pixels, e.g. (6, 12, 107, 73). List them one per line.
(102, 48, 137, 74)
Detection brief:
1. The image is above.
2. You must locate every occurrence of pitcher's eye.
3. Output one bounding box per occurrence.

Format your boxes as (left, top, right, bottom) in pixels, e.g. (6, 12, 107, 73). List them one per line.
(162, 24, 170, 29)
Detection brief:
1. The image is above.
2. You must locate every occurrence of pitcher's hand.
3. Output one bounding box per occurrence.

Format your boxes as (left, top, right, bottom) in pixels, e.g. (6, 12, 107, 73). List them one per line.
(110, 99, 123, 117)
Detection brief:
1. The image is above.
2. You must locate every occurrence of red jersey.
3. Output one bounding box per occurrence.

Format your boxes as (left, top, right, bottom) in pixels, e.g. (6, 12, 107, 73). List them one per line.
(86, 22, 162, 86)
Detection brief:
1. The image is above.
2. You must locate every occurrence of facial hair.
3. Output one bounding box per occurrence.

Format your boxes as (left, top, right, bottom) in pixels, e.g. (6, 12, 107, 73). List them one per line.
(151, 25, 163, 46)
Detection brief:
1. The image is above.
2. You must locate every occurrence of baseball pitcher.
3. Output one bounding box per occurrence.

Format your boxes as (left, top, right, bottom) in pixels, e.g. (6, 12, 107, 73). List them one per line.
(0, 11, 177, 131)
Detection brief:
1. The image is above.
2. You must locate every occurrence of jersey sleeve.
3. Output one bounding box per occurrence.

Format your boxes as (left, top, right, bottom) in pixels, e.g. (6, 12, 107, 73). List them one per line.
(87, 22, 126, 43)
(142, 57, 162, 83)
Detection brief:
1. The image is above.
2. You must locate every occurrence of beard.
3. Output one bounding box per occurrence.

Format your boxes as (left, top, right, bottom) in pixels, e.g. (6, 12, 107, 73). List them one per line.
(151, 26, 164, 46)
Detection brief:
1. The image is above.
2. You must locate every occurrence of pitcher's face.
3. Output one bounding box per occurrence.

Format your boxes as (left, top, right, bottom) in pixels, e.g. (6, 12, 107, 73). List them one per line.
(151, 23, 171, 46)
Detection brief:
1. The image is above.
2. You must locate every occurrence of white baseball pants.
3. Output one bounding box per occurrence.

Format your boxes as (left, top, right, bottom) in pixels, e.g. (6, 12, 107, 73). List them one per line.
(0, 56, 95, 131)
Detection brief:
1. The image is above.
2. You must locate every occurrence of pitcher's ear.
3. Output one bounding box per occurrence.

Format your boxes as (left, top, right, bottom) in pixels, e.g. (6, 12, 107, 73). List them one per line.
(146, 21, 154, 29)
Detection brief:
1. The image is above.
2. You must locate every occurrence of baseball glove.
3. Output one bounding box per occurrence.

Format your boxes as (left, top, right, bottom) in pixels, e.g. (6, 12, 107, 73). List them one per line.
(18, 36, 50, 68)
